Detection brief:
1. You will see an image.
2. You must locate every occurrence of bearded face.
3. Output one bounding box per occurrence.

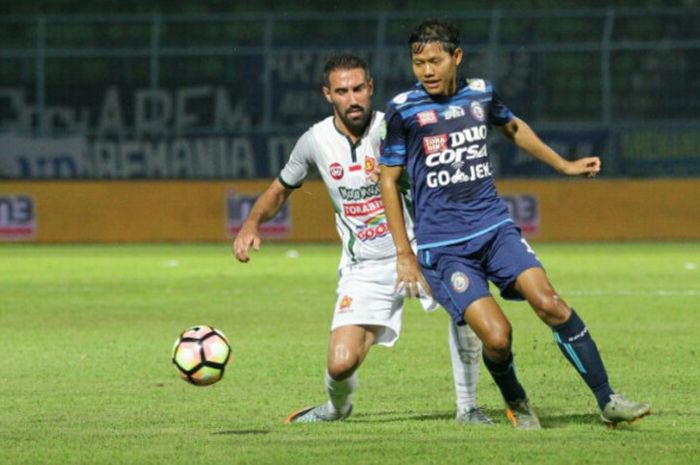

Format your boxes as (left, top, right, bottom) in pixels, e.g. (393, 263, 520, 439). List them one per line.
(323, 68, 374, 137)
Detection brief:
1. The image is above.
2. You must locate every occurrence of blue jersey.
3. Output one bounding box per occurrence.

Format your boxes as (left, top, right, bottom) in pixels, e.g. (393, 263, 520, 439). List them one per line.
(380, 78, 514, 250)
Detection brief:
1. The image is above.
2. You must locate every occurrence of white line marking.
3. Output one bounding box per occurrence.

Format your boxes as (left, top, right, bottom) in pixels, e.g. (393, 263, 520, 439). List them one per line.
(563, 290, 700, 297)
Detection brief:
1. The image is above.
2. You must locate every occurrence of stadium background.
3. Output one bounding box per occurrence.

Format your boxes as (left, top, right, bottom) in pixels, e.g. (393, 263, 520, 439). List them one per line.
(1, 0, 698, 242)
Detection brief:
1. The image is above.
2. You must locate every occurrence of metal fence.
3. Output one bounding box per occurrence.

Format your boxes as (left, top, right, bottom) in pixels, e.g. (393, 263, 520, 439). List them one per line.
(0, 8, 699, 179)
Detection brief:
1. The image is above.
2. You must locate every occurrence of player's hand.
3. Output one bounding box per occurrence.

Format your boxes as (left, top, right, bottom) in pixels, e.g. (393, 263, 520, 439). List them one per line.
(232, 223, 261, 263)
(396, 252, 431, 299)
(562, 156, 601, 177)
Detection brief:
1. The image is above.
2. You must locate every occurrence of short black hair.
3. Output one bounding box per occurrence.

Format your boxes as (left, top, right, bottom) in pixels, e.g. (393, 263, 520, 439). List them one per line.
(323, 53, 371, 87)
(408, 19, 461, 55)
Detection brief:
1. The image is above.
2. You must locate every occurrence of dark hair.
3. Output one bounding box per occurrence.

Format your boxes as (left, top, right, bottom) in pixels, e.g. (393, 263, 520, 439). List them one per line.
(408, 19, 461, 54)
(323, 53, 371, 87)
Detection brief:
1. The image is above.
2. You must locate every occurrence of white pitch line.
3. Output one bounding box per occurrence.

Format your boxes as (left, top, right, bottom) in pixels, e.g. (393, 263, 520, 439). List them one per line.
(562, 289, 700, 297)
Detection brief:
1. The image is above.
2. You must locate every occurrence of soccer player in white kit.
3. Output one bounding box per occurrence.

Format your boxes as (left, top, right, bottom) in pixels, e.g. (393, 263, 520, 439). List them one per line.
(233, 54, 489, 424)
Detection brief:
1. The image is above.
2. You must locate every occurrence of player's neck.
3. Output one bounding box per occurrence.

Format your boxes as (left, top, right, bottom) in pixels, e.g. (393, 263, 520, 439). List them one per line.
(446, 79, 458, 96)
(333, 115, 370, 145)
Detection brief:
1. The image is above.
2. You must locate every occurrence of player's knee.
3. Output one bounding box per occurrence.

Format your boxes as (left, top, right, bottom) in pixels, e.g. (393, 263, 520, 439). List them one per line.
(327, 355, 360, 380)
(529, 292, 570, 325)
(480, 330, 512, 356)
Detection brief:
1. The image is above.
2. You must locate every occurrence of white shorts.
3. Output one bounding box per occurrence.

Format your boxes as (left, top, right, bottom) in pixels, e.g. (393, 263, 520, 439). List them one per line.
(331, 259, 402, 348)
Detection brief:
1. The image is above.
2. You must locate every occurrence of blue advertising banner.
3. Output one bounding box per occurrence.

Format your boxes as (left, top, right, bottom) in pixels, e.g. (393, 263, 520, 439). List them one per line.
(0, 194, 36, 241)
(494, 130, 610, 177)
(617, 127, 700, 177)
(0, 133, 300, 180)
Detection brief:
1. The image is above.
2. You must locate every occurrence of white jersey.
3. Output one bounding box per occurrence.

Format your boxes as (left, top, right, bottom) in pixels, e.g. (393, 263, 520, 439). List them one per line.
(279, 111, 415, 268)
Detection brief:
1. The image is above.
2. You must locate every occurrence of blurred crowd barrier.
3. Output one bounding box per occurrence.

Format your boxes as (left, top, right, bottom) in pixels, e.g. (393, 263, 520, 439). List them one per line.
(2, 179, 699, 242)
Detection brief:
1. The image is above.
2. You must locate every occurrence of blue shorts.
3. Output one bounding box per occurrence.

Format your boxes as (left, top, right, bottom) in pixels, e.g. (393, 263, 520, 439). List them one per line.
(417, 222, 542, 326)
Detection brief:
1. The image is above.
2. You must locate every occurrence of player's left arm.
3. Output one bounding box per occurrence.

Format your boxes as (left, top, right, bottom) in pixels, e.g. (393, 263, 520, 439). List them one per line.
(498, 117, 601, 177)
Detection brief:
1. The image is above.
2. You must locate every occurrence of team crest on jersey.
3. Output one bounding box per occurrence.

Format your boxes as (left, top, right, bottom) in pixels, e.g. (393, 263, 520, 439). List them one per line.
(364, 156, 376, 175)
(450, 272, 469, 293)
(443, 105, 466, 120)
(422, 134, 449, 154)
(329, 162, 344, 180)
(470, 101, 485, 122)
(416, 110, 438, 126)
(338, 295, 353, 313)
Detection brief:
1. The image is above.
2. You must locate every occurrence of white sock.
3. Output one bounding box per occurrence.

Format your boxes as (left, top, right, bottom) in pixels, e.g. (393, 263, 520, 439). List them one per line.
(448, 321, 482, 412)
(324, 369, 357, 415)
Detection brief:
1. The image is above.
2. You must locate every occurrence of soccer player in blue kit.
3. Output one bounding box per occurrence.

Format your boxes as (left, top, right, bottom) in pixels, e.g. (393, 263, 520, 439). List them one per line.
(379, 19, 651, 429)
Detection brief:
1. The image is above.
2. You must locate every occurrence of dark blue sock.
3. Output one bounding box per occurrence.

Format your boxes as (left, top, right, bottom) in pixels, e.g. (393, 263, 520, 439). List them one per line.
(552, 309, 614, 410)
(482, 351, 527, 403)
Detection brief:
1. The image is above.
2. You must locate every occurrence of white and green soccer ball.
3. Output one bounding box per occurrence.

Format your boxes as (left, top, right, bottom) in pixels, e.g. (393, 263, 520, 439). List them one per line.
(172, 325, 232, 386)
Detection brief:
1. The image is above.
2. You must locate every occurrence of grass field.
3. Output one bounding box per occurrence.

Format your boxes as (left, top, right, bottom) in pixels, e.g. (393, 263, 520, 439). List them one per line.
(2, 242, 699, 465)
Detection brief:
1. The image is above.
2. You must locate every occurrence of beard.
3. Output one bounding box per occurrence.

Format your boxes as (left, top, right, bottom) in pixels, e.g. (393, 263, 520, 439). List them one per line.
(337, 104, 371, 134)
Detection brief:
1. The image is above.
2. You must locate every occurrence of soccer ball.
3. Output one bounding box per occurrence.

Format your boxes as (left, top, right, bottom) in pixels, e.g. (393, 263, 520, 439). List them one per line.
(172, 325, 232, 386)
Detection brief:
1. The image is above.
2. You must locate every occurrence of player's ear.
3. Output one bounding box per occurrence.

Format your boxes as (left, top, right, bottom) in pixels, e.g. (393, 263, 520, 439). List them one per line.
(322, 86, 333, 103)
(367, 78, 374, 96)
(453, 48, 464, 66)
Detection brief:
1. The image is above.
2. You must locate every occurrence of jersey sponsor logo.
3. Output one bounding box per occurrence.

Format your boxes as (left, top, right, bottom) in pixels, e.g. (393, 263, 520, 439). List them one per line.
(425, 126, 488, 167)
(356, 220, 390, 242)
(422, 134, 449, 155)
(443, 105, 466, 120)
(338, 184, 380, 201)
(425, 144, 487, 168)
(449, 125, 488, 147)
(0, 194, 36, 241)
(348, 164, 362, 172)
(338, 295, 353, 313)
(330, 162, 344, 180)
(343, 198, 383, 217)
(450, 271, 469, 293)
(470, 101, 485, 121)
(424, 124, 491, 188)
(416, 110, 438, 126)
(427, 161, 492, 187)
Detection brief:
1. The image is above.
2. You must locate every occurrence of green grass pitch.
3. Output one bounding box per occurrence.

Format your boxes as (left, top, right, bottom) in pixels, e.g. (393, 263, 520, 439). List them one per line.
(2, 242, 699, 465)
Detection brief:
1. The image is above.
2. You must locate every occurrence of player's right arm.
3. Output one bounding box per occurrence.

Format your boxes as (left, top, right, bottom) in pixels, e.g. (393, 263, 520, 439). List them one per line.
(233, 178, 292, 263)
(234, 130, 314, 263)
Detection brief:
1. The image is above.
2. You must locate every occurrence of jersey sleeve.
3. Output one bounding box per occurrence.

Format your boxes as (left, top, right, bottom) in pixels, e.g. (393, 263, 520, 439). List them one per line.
(488, 85, 515, 126)
(379, 103, 407, 167)
(278, 130, 315, 189)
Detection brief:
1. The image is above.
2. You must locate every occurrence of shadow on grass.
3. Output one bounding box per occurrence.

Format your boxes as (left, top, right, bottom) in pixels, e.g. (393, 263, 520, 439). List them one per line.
(529, 410, 653, 430)
(350, 408, 651, 430)
(212, 429, 271, 435)
(349, 410, 461, 423)
(538, 412, 601, 428)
